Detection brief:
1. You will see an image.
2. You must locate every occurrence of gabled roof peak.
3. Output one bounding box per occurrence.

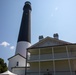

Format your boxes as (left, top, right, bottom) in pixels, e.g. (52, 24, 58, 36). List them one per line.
(8, 53, 26, 60)
(28, 36, 72, 49)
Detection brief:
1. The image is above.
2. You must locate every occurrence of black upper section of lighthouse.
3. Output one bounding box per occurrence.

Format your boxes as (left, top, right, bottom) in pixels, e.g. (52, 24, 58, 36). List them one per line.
(17, 1, 32, 43)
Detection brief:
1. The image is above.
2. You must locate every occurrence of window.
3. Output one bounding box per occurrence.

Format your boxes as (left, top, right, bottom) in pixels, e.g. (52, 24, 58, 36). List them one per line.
(16, 61, 19, 66)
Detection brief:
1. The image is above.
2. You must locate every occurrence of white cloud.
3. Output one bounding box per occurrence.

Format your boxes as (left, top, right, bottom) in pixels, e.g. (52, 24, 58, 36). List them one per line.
(10, 46, 15, 50)
(0, 41, 10, 47)
(55, 7, 58, 11)
(0, 41, 15, 50)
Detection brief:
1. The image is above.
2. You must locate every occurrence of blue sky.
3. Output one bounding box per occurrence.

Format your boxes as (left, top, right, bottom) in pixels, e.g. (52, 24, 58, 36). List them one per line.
(0, 0, 76, 65)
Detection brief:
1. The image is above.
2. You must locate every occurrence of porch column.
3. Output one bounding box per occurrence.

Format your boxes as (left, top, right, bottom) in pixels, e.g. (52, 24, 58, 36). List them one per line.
(39, 49, 40, 75)
(52, 47, 55, 75)
(66, 46, 72, 75)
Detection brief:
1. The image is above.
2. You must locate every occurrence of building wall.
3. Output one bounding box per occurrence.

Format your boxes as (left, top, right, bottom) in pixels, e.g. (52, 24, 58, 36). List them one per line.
(55, 60, 70, 71)
(73, 60, 76, 71)
(27, 45, 76, 75)
(30, 62, 39, 72)
(28, 60, 75, 75)
(8, 55, 26, 71)
(40, 61, 53, 72)
(12, 67, 25, 75)
(55, 60, 75, 75)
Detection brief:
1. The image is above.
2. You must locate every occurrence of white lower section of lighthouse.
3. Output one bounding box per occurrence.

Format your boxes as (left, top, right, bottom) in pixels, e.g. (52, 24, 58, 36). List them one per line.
(15, 41, 31, 58)
(8, 41, 31, 72)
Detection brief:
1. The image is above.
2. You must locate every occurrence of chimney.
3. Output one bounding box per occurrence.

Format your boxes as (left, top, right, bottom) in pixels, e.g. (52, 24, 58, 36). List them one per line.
(39, 35, 44, 41)
(53, 33, 59, 39)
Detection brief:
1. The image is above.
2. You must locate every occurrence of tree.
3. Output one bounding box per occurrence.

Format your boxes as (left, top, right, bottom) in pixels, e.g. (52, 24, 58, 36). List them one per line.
(0, 58, 8, 73)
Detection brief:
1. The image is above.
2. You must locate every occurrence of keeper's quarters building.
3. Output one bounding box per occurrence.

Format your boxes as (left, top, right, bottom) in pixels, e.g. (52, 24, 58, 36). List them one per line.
(27, 34, 76, 75)
(8, 1, 76, 75)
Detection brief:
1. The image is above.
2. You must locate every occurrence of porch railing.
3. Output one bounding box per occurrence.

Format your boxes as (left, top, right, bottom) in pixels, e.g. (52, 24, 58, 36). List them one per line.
(26, 71, 75, 75)
(28, 52, 76, 61)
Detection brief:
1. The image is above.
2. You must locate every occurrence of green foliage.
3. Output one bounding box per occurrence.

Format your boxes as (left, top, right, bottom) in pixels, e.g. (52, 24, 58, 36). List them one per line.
(0, 58, 8, 73)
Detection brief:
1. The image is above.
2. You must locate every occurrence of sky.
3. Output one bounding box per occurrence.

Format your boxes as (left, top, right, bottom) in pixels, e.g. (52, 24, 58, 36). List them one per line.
(0, 0, 76, 65)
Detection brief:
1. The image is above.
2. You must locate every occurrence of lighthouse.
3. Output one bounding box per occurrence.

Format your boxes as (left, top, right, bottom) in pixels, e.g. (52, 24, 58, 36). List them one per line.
(15, 1, 32, 57)
(8, 1, 32, 74)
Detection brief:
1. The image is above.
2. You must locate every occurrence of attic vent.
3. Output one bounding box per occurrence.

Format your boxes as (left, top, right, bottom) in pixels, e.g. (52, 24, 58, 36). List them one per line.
(53, 33, 59, 39)
(39, 35, 44, 41)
